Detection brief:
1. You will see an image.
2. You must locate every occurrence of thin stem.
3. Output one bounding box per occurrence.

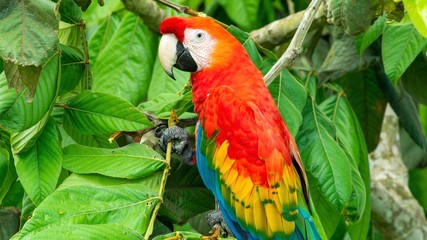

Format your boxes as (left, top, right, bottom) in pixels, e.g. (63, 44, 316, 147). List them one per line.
(263, 0, 324, 85)
(155, 0, 205, 16)
(144, 110, 178, 239)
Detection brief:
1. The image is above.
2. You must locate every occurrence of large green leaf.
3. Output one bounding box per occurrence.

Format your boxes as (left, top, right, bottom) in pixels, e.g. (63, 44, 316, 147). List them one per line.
(403, 0, 427, 38)
(63, 91, 153, 135)
(0, 148, 9, 193)
(217, 0, 261, 31)
(57, 0, 82, 24)
(355, 15, 386, 55)
(0, 0, 58, 66)
(296, 97, 352, 211)
(59, 45, 85, 95)
(140, 91, 193, 119)
(267, 66, 307, 136)
(336, 69, 387, 152)
(0, 53, 60, 132)
(14, 118, 62, 206)
(320, 95, 368, 224)
(382, 15, 427, 84)
(62, 123, 119, 149)
(88, 13, 120, 67)
(402, 54, 427, 105)
(318, 29, 373, 82)
(63, 143, 166, 179)
(20, 173, 162, 238)
(92, 12, 157, 105)
(306, 173, 341, 239)
(328, 0, 371, 35)
(159, 160, 214, 224)
(409, 167, 427, 217)
(10, 110, 50, 154)
(0, 131, 17, 205)
(19, 224, 143, 240)
(147, 56, 190, 101)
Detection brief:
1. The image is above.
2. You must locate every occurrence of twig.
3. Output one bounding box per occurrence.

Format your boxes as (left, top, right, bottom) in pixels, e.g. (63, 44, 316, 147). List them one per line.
(155, 0, 204, 16)
(263, 0, 324, 85)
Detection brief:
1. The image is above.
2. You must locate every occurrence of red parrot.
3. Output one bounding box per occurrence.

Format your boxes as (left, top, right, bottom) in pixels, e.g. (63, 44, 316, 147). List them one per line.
(158, 16, 320, 240)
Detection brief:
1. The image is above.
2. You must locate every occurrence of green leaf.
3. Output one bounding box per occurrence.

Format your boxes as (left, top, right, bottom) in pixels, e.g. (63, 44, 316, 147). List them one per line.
(147, 56, 190, 101)
(420, 105, 427, 137)
(336, 69, 387, 152)
(62, 123, 119, 149)
(320, 94, 368, 224)
(159, 161, 214, 224)
(402, 54, 427, 105)
(58, 21, 82, 49)
(306, 173, 341, 239)
(14, 118, 62, 206)
(153, 231, 206, 240)
(160, 188, 214, 224)
(92, 12, 157, 105)
(57, 172, 163, 191)
(403, 0, 427, 38)
(63, 91, 153, 135)
(0, 132, 18, 205)
(296, 97, 352, 211)
(0, 53, 60, 132)
(88, 13, 120, 67)
(20, 223, 143, 240)
(355, 15, 386, 55)
(140, 92, 193, 119)
(319, 29, 373, 82)
(267, 65, 307, 136)
(20, 175, 161, 237)
(409, 167, 427, 217)
(57, 0, 82, 24)
(59, 44, 85, 95)
(328, 0, 371, 35)
(218, 0, 261, 31)
(0, 0, 58, 66)
(0, 148, 9, 192)
(10, 110, 50, 154)
(63, 143, 166, 179)
(20, 194, 36, 228)
(347, 160, 371, 240)
(382, 15, 427, 84)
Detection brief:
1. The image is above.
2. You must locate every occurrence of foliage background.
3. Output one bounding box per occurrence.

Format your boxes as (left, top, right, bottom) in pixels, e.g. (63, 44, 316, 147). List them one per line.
(0, 0, 426, 239)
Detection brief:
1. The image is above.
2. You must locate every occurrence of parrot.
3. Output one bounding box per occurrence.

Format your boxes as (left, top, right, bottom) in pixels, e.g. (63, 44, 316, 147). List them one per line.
(158, 16, 320, 240)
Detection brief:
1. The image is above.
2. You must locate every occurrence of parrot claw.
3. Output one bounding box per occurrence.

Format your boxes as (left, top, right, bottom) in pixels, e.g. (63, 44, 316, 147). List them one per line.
(206, 210, 233, 238)
(155, 125, 195, 165)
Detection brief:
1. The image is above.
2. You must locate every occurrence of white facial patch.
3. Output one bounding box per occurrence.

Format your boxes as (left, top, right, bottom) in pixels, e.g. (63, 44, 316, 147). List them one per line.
(183, 29, 216, 71)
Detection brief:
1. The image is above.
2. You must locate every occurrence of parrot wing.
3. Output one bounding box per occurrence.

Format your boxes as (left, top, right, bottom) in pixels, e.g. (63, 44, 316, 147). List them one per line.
(196, 85, 319, 240)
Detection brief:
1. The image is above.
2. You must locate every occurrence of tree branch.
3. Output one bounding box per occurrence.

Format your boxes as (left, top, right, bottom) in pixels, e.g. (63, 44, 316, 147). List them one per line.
(121, 0, 167, 34)
(263, 0, 325, 85)
(370, 104, 427, 239)
(250, 8, 326, 49)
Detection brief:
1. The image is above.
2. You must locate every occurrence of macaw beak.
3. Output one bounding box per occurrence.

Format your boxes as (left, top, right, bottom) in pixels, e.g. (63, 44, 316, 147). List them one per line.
(158, 34, 198, 80)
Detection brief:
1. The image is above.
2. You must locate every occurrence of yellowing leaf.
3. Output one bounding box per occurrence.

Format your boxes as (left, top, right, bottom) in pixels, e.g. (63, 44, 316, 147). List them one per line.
(404, 0, 427, 37)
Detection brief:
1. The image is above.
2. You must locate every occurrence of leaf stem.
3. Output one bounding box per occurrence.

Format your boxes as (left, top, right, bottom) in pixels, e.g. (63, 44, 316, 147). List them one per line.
(144, 110, 178, 239)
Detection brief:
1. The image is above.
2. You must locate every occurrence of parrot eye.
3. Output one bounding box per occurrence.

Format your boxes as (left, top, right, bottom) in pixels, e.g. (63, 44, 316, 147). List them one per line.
(194, 31, 206, 42)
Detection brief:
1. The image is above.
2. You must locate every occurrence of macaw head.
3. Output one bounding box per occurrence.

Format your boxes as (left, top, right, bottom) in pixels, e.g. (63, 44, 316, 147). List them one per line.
(158, 16, 243, 79)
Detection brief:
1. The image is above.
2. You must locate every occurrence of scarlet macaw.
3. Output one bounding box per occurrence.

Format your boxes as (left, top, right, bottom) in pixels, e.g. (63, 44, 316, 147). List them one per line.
(158, 16, 320, 240)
